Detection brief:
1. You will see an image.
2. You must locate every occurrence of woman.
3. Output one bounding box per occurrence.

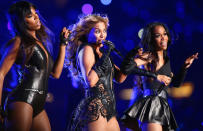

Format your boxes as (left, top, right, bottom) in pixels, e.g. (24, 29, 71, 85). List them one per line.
(0, 1, 70, 130)
(121, 22, 198, 131)
(66, 14, 126, 131)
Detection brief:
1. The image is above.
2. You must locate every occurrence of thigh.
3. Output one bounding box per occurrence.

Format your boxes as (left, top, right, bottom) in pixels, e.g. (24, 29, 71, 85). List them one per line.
(88, 114, 108, 131)
(31, 110, 51, 131)
(142, 123, 162, 131)
(6, 101, 33, 131)
(107, 117, 120, 131)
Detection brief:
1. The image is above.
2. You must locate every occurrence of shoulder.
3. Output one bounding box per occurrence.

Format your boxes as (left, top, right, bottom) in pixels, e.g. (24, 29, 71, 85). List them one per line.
(79, 44, 94, 57)
(6, 36, 21, 48)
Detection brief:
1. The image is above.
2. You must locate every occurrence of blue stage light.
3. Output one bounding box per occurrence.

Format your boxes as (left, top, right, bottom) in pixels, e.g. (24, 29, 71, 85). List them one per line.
(100, 0, 112, 5)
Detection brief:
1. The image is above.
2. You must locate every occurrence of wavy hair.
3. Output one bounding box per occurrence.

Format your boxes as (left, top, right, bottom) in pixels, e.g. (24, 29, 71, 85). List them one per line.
(65, 14, 109, 79)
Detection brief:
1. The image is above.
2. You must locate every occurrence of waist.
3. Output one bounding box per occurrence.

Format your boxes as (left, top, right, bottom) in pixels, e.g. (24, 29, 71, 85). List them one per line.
(143, 88, 167, 99)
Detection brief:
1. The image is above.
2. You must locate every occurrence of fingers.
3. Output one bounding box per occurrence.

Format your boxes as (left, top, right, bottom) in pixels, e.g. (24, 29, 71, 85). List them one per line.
(157, 75, 171, 86)
(61, 27, 71, 38)
(194, 52, 198, 59)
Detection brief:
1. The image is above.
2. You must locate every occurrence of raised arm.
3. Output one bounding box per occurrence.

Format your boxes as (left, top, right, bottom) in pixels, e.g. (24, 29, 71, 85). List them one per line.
(171, 52, 198, 87)
(0, 37, 21, 104)
(50, 27, 70, 79)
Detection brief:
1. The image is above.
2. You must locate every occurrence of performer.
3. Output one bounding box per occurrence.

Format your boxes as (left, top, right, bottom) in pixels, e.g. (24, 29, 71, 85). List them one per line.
(65, 14, 126, 131)
(121, 22, 198, 131)
(0, 1, 70, 130)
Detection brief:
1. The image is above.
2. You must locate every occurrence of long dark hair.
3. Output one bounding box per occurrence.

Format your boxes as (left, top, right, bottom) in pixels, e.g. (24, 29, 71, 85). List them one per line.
(140, 22, 172, 71)
(7, 1, 53, 65)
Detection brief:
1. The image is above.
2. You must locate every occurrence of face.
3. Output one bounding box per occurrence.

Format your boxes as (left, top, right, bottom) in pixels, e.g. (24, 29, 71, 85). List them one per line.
(153, 25, 168, 51)
(24, 7, 41, 31)
(87, 22, 107, 44)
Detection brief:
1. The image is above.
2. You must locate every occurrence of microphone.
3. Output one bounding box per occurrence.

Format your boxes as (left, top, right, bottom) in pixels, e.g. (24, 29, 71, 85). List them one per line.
(102, 40, 123, 58)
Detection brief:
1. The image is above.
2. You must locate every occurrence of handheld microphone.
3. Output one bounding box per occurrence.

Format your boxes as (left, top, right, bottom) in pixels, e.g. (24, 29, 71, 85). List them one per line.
(102, 40, 123, 58)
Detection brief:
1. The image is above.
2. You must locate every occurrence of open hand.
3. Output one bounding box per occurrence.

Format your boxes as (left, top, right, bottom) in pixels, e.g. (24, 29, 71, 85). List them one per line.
(184, 53, 198, 69)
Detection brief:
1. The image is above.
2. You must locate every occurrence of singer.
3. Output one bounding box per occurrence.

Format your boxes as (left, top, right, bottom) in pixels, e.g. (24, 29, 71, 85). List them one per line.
(65, 14, 127, 131)
(0, 1, 69, 130)
(120, 22, 198, 131)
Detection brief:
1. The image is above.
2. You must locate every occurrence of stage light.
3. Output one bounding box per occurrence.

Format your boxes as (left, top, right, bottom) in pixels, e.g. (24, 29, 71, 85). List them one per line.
(100, 0, 112, 5)
(82, 4, 93, 14)
(168, 82, 194, 98)
(7, 22, 12, 31)
(119, 89, 133, 100)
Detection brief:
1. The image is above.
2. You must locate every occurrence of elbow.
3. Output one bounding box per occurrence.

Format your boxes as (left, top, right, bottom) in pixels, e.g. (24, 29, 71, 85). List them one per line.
(116, 73, 127, 83)
(0, 72, 5, 81)
(51, 73, 61, 79)
(86, 77, 97, 87)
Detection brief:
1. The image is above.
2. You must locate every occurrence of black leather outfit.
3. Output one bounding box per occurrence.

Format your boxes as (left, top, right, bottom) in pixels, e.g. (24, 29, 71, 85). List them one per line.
(69, 44, 116, 130)
(121, 60, 187, 131)
(5, 44, 54, 117)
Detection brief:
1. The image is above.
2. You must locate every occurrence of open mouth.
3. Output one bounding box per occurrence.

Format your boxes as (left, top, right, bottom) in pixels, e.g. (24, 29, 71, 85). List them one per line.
(36, 20, 41, 26)
(161, 41, 167, 47)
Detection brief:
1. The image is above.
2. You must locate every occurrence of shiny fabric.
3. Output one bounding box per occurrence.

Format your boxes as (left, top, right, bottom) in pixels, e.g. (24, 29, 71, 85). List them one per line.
(5, 44, 54, 117)
(69, 44, 116, 131)
(121, 60, 179, 131)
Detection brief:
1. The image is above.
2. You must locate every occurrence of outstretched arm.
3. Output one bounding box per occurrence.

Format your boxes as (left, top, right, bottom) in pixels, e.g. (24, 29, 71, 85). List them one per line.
(171, 53, 198, 87)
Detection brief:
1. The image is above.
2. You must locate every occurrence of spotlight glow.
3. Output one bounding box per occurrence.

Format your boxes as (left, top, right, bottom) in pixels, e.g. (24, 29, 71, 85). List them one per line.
(82, 4, 93, 14)
(7, 22, 12, 30)
(100, 0, 112, 5)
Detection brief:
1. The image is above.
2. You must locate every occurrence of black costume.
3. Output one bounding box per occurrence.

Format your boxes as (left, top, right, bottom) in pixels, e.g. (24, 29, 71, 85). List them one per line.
(69, 44, 116, 130)
(121, 60, 187, 131)
(5, 43, 54, 117)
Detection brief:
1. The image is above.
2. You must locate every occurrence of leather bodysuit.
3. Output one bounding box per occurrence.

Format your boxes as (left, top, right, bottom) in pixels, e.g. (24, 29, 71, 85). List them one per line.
(6, 43, 54, 117)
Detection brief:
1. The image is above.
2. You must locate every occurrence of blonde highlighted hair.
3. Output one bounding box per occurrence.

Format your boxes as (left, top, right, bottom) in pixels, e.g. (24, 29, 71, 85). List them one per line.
(65, 14, 109, 79)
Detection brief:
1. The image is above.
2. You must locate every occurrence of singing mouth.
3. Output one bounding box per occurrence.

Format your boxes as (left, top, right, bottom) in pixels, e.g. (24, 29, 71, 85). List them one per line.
(36, 20, 41, 26)
(161, 41, 167, 47)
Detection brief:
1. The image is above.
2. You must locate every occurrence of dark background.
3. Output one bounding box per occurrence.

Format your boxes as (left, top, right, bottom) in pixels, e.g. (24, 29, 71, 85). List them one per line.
(0, 0, 202, 131)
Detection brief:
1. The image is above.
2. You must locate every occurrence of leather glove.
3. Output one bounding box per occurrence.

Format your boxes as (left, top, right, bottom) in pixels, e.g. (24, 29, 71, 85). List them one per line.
(92, 42, 114, 78)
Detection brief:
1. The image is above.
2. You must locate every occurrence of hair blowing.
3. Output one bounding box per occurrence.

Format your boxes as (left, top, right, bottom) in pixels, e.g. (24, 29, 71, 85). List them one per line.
(65, 14, 109, 78)
(8, 1, 50, 65)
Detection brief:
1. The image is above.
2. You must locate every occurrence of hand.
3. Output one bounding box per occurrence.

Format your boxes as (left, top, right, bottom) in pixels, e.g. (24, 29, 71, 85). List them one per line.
(157, 74, 171, 86)
(121, 47, 141, 75)
(136, 48, 152, 63)
(60, 27, 71, 46)
(100, 41, 114, 56)
(184, 53, 198, 69)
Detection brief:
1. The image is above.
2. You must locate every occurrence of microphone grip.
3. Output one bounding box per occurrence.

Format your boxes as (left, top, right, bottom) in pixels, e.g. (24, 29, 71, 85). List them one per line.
(103, 40, 123, 58)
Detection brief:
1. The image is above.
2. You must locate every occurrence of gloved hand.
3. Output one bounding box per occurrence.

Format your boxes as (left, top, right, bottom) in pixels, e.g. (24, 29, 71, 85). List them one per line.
(92, 42, 114, 78)
(121, 47, 140, 75)
(60, 27, 71, 46)
(121, 47, 157, 78)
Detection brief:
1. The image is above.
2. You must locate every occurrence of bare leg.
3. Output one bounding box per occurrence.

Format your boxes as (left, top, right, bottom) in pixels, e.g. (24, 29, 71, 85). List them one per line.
(6, 102, 33, 131)
(31, 110, 51, 131)
(88, 114, 108, 131)
(142, 123, 162, 131)
(107, 117, 120, 131)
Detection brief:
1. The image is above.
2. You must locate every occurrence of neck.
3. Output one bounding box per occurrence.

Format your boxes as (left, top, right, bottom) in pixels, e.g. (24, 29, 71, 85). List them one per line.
(26, 30, 37, 40)
(93, 43, 102, 53)
(157, 50, 164, 60)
